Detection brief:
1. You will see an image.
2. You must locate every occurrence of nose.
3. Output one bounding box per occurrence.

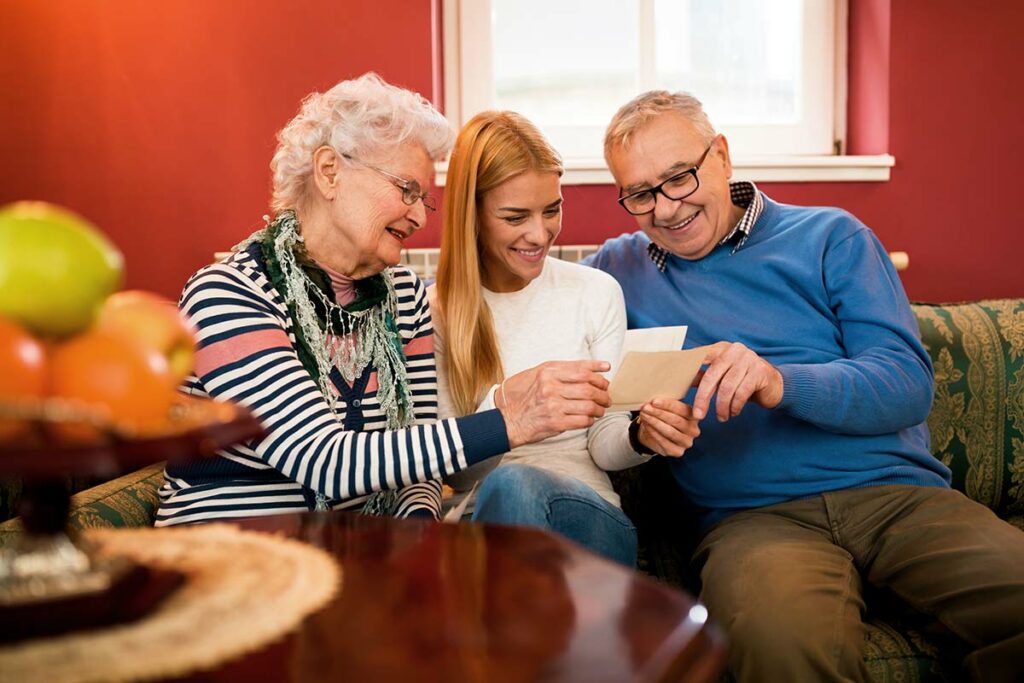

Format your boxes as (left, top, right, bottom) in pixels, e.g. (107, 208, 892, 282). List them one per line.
(525, 215, 549, 244)
(406, 199, 426, 230)
(652, 190, 680, 222)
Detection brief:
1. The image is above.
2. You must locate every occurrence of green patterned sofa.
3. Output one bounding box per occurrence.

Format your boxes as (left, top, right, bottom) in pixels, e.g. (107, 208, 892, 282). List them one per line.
(2, 300, 1021, 679)
(612, 299, 1024, 682)
(0, 462, 165, 546)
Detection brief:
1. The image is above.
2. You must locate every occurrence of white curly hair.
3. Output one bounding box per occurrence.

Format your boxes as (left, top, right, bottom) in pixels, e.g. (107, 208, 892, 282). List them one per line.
(270, 73, 454, 212)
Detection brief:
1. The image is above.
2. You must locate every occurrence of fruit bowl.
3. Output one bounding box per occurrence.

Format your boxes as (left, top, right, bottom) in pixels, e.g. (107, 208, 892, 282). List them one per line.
(0, 394, 262, 480)
(0, 395, 264, 641)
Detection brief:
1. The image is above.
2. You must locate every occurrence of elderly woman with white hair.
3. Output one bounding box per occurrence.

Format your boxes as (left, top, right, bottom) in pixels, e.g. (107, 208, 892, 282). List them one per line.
(155, 74, 611, 525)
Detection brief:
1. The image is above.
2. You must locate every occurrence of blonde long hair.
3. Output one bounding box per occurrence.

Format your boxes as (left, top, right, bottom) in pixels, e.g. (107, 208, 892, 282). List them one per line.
(436, 111, 563, 416)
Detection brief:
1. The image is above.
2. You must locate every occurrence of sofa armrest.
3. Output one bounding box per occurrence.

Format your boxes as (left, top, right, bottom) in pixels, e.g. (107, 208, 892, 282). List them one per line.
(0, 462, 165, 547)
(913, 299, 1024, 520)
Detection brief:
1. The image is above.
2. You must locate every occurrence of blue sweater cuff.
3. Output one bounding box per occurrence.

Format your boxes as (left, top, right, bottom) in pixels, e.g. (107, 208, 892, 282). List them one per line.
(777, 364, 819, 421)
(455, 409, 510, 465)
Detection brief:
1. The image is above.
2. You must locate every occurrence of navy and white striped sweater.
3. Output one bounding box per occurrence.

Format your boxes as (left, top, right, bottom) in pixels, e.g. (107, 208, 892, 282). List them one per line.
(155, 244, 508, 526)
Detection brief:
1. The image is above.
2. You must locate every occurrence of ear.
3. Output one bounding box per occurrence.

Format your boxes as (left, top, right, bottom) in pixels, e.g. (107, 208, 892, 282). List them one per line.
(312, 146, 341, 199)
(715, 134, 734, 180)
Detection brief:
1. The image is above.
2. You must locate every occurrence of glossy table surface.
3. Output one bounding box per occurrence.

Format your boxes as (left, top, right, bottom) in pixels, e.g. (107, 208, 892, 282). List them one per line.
(170, 512, 726, 683)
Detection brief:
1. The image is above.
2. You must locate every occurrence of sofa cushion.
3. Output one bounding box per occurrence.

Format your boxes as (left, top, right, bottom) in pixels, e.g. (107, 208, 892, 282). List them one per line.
(0, 462, 165, 546)
(862, 618, 962, 683)
(913, 299, 1024, 525)
(65, 461, 165, 530)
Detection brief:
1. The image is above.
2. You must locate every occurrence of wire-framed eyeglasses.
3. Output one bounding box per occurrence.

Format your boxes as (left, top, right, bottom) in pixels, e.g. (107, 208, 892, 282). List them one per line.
(343, 154, 436, 212)
(616, 139, 716, 216)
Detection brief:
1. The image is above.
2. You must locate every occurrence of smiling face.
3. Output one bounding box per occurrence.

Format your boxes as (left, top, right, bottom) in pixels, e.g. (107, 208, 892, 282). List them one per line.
(478, 170, 563, 292)
(304, 142, 434, 279)
(607, 111, 744, 261)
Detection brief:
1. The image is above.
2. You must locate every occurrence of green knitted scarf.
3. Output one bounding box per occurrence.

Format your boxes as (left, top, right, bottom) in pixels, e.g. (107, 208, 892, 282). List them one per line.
(235, 210, 414, 515)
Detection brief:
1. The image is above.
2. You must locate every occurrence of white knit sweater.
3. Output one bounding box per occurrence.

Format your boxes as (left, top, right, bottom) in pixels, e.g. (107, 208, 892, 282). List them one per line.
(430, 257, 651, 510)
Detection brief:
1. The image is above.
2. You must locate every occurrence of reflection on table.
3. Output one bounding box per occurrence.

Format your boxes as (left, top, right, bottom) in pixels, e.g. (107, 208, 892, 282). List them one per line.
(173, 512, 726, 683)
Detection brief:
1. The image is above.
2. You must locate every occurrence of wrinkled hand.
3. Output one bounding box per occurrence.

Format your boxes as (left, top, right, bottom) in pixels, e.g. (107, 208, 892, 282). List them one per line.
(498, 360, 612, 449)
(692, 342, 784, 422)
(636, 399, 701, 457)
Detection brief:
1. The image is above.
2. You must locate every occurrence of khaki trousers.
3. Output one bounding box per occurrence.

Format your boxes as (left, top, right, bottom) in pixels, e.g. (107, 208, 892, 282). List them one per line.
(693, 485, 1024, 682)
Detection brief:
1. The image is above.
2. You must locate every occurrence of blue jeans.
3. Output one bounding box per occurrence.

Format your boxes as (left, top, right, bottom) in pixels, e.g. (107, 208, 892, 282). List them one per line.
(472, 463, 638, 567)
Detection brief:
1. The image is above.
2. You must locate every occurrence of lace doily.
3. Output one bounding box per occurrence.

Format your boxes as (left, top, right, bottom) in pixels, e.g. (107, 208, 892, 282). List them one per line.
(0, 523, 341, 683)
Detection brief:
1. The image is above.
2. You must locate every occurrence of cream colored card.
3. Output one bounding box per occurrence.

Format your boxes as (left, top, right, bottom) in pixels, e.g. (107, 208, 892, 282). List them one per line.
(621, 326, 688, 356)
(608, 347, 707, 412)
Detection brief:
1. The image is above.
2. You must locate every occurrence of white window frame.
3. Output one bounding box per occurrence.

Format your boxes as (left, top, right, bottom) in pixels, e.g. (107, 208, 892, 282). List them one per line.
(440, 0, 893, 185)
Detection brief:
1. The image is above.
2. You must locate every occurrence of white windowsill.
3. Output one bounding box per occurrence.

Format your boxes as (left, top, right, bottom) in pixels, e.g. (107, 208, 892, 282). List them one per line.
(434, 154, 895, 186)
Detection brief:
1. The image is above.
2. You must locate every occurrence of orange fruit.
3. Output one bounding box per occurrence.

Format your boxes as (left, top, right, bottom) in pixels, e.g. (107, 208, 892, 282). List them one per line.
(0, 317, 47, 441)
(48, 328, 178, 442)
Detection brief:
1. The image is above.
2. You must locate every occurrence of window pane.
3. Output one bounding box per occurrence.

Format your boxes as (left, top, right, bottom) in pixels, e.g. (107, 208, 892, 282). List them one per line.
(654, 0, 803, 125)
(492, 0, 639, 129)
(476, 0, 833, 158)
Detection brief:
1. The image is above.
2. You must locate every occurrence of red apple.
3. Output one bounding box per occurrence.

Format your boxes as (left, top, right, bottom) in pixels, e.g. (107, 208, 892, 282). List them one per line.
(96, 291, 196, 383)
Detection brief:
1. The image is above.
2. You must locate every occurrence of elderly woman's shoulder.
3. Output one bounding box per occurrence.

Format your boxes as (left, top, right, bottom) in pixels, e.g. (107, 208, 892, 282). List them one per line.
(182, 247, 269, 293)
(387, 264, 428, 294)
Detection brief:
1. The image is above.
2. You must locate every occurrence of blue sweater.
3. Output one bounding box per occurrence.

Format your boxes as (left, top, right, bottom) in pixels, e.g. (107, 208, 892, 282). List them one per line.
(585, 195, 951, 527)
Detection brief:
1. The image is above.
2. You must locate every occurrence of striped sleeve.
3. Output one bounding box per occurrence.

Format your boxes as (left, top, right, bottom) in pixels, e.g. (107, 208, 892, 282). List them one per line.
(399, 272, 440, 422)
(390, 269, 443, 519)
(183, 264, 508, 502)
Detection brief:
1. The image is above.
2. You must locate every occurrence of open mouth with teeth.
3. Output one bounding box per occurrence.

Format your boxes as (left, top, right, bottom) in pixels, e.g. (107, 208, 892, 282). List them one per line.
(662, 210, 701, 231)
(385, 226, 408, 243)
(510, 245, 545, 262)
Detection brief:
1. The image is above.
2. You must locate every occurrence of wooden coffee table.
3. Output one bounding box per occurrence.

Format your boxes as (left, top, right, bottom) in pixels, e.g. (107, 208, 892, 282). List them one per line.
(171, 512, 726, 682)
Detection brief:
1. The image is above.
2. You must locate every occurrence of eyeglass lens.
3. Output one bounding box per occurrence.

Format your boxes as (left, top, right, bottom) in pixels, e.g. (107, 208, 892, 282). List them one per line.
(623, 172, 699, 213)
(400, 180, 435, 211)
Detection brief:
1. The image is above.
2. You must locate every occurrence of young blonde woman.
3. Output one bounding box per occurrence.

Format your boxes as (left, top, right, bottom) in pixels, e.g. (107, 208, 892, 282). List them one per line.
(429, 111, 700, 564)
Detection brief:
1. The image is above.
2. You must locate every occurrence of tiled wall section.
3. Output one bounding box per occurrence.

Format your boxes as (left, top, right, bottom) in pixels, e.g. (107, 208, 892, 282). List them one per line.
(400, 245, 601, 280)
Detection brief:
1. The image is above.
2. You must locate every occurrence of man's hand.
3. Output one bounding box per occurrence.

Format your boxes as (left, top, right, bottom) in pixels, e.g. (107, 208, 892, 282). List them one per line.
(498, 360, 612, 449)
(692, 342, 784, 422)
(636, 399, 701, 457)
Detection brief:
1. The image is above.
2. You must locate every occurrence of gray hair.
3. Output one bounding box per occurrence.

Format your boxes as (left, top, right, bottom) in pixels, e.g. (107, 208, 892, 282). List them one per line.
(603, 90, 716, 163)
(270, 73, 454, 211)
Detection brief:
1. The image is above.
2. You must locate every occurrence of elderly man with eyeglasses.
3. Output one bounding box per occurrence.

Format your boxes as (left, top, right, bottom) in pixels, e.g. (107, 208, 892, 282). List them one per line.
(583, 90, 1024, 683)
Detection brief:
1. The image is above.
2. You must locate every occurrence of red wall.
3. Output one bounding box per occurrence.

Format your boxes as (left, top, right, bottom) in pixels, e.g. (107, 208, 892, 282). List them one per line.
(553, 0, 1024, 302)
(846, 0, 889, 155)
(2, 0, 1021, 303)
(0, 0, 440, 298)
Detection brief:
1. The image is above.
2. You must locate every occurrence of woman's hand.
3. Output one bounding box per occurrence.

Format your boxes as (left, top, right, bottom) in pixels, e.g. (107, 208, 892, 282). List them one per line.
(636, 399, 701, 457)
(497, 360, 612, 449)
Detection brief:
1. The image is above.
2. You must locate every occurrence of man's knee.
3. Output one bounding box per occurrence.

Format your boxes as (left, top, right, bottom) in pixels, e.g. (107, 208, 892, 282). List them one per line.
(697, 522, 868, 681)
(722, 605, 866, 682)
(702, 574, 867, 682)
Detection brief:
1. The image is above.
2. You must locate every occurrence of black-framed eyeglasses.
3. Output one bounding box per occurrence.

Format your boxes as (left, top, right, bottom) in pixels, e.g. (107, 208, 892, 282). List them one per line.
(616, 139, 716, 216)
(343, 154, 436, 212)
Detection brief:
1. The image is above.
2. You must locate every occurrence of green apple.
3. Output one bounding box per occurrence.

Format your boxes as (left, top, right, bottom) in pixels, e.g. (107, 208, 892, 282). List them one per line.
(0, 201, 124, 338)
